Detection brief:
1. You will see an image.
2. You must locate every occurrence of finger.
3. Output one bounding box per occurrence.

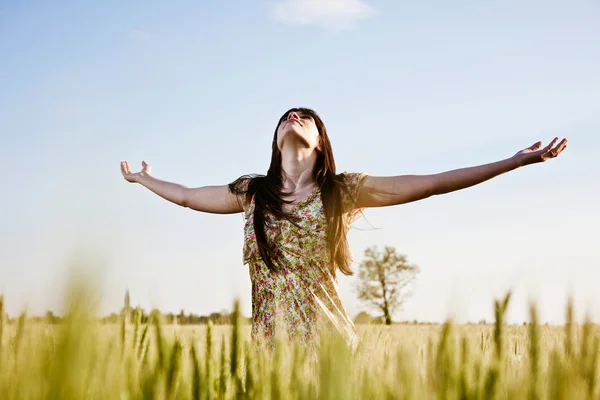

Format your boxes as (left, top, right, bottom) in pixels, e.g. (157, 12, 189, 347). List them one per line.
(545, 137, 559, 150)
(553, 139, 568, 155)
(142, 160, 147, 168)
(559, 138, 568, 149)
(530, 141, 543, 151)
(120, 161, 128, 175)
(541, 137, 559, 156)
(548, 140, 568, 158)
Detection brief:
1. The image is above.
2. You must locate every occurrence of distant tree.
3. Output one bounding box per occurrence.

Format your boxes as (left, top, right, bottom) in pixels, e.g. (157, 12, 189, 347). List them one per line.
(45, 310, 58, 324)
(354, 311, 374, 324)
(209, 312, 224, 324)
(124, 289, 131, 310)
(354, 245, 419, 325)
(106, 313, 119, 324)
(165, 313, 175, 324)
(0, 295, 4, 339)
(118, 289, 133, 324)
(178, 309, 188, 325)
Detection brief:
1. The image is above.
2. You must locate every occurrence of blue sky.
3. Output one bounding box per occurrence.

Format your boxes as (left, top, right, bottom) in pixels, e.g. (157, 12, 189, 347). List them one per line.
(1, 0, 599, 324)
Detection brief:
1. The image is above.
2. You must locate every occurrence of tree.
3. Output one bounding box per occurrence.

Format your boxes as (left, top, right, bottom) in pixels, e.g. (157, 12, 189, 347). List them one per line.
(178, 309, 187, 324)
(354, 245, 419, 325)
(45, 310, 58, 324)
(124, 289, 130, 310)
(353, 311, 374, 325)
(122, 289, 132, 323)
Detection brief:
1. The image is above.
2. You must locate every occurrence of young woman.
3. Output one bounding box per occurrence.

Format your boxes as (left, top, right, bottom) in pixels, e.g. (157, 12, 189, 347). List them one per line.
(120, 107, 567, 350)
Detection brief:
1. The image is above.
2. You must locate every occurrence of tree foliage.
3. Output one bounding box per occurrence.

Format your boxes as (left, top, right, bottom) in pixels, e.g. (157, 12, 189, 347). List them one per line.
(354, 245, 419, 325)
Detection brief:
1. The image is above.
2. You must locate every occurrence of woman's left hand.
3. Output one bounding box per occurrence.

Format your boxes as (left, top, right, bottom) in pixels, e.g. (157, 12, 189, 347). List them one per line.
(513, 137, 568, 166)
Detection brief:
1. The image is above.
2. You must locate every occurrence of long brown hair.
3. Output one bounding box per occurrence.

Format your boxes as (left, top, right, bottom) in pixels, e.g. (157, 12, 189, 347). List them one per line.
(229, 107, 356, 276)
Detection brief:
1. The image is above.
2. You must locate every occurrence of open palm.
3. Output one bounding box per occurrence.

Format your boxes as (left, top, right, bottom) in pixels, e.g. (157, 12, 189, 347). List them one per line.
(514, 137, 568, 166)
(121, 161, 151, 183)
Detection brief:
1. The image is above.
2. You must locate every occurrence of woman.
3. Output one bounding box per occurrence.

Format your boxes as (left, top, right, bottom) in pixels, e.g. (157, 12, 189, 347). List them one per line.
(120, 107, 567, 349)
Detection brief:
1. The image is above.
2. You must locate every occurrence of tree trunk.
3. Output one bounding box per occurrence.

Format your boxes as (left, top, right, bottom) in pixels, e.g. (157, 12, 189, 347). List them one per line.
(384, 311, 392, 325)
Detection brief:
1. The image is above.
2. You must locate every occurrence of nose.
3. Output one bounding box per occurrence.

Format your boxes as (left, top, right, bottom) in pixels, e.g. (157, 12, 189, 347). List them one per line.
(287, 111, 299, 121)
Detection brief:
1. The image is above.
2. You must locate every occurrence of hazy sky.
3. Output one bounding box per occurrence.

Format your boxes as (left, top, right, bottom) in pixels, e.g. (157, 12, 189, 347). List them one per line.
(1, 0, 599, 324)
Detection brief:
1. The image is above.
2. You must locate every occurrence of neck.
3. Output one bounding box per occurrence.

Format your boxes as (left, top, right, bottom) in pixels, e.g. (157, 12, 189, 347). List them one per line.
(279, 145, 318, 190)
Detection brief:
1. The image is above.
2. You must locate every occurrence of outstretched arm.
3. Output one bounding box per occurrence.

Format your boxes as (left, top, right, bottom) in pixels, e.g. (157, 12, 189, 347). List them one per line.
(120, 161, 243, 214)
(356, 137, 568, 208)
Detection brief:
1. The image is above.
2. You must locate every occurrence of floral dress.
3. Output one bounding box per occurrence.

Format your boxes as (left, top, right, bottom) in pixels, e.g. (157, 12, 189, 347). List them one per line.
(238, 172, 367, 350)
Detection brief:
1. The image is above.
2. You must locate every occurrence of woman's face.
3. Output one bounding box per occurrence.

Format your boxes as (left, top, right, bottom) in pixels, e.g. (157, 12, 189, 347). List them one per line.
(276, 110, 320, 151)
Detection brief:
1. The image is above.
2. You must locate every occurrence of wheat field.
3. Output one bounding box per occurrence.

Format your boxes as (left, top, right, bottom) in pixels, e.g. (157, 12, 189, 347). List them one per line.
(0, 280, 598, 399)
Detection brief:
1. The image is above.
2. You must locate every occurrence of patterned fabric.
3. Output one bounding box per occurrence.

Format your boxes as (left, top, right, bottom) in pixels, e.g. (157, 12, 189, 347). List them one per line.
(238, 172, 367, 350)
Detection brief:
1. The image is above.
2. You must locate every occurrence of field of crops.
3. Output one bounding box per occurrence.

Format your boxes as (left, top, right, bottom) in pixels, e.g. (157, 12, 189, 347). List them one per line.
(0, 282, 598, 399)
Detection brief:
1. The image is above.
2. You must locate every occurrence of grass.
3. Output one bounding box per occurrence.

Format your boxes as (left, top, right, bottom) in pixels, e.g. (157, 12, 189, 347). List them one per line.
(0, 281, 598, 399)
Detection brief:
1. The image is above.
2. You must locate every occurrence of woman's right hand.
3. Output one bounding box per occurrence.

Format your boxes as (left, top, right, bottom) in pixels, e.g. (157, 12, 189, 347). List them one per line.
(119, 160, 243, 214)
(121, 160, 151, 183)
